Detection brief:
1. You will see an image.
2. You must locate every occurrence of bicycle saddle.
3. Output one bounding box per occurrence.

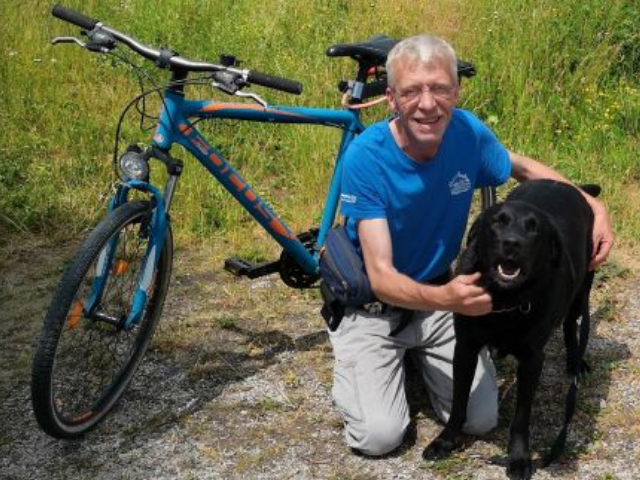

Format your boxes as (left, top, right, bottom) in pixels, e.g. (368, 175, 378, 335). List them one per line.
(326, 35, 398, 65)
(327, 36, 476, 79)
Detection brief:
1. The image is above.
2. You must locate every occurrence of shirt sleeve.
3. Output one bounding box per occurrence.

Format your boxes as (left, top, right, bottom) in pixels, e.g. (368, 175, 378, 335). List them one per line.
(339, 143, 387, 220)
(469, 114, 511, 187)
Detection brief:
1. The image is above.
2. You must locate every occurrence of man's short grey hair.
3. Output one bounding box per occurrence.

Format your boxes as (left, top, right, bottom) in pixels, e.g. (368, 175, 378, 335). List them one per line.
(386, 35, 458, 88)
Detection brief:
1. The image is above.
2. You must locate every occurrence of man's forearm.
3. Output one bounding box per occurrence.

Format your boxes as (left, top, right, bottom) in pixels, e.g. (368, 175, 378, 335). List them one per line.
(369, 268, 445, 311)
(508, 150, 569, 183)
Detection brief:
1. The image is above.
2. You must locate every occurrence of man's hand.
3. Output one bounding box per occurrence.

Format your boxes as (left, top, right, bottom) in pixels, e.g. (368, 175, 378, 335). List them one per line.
(440, 273, 492, 316)
(589, 200, 614, 270)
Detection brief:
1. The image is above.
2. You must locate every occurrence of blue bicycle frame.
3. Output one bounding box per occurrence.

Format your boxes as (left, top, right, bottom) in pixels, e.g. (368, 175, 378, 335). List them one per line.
(90, 87, 367, 329)
(154, 90, 366, 271)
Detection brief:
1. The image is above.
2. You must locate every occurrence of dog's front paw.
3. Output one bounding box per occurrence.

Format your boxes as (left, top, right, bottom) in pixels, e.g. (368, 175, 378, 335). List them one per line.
(422, 433, 463, 461)
(507, 454, 533, 480)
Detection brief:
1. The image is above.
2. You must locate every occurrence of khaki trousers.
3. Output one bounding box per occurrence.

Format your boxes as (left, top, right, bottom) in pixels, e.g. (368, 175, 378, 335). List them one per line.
(328, 307, 498, 456)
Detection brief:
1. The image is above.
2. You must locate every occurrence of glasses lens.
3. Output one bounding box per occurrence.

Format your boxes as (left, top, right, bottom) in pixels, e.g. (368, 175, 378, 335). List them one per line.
(397, 84, 455, 104)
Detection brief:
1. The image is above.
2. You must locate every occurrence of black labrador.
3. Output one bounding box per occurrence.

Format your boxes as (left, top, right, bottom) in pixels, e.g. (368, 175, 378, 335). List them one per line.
(423, 179, 599, 480)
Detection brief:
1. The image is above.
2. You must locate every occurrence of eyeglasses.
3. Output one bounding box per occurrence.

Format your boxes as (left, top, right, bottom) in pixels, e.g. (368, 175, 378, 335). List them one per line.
(394, 83, 458, 104)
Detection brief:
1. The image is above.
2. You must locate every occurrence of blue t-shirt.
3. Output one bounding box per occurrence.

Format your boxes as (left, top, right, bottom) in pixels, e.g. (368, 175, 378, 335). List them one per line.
(340, 108, 511, 282)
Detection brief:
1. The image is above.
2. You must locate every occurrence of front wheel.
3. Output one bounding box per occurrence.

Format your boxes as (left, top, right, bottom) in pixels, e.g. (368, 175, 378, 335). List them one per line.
(31, 200, 173, 439)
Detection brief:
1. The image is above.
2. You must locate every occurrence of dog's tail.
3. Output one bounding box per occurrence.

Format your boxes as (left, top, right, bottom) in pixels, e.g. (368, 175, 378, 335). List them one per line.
(580, 184, 601, 198)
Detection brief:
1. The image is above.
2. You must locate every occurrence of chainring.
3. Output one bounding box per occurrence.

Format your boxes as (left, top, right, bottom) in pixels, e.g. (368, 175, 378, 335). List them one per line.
(278, 229, 320, 289)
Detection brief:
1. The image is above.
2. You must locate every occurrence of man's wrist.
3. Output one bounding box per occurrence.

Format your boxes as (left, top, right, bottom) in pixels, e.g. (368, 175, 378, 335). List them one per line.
(418, 283, 447, 311)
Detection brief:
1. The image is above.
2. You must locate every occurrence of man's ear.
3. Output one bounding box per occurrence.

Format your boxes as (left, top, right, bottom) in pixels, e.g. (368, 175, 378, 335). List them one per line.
(386, 86, 398, 113)
(451, 83, 461, 105)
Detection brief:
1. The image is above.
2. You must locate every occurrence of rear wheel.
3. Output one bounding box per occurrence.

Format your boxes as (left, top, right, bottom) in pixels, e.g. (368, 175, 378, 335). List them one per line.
(31, 200, 173, 439)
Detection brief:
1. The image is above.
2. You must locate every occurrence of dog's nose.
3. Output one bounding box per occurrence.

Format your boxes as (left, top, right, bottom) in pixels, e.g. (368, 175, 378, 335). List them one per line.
(501, 236, 521, 253)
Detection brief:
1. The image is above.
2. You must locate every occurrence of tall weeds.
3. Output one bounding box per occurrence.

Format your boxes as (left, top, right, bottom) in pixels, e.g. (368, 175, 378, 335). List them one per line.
(1, 0, 638, 248)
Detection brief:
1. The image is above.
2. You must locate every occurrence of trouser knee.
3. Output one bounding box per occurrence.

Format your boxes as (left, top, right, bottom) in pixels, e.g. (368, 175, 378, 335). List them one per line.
(463, 400, 498, 435)
(347, 416, 407, 456)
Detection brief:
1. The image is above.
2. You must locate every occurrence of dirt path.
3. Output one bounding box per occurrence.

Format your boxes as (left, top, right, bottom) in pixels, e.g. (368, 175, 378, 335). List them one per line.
(1, 236, 639, 480)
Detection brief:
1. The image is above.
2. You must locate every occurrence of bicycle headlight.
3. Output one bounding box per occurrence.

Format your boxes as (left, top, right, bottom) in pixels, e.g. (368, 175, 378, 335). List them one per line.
(119, 150, 149, 182)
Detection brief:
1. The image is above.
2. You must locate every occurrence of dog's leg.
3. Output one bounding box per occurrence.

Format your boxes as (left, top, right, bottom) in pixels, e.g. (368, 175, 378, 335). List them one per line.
(507, 353, 544, 480)
(423, 337, 480, 460)
(563, 311, 580, 377)
(564, 272, 595, 378)
(576, 272, 595, 375)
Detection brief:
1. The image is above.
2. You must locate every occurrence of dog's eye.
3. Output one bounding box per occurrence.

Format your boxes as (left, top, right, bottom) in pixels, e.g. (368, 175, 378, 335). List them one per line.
(524, 216, 539, 233)
(492, 211, 511, 228)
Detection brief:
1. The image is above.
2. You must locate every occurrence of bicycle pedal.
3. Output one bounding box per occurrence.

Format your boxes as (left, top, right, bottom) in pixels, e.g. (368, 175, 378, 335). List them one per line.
(224, 257, 281, 279)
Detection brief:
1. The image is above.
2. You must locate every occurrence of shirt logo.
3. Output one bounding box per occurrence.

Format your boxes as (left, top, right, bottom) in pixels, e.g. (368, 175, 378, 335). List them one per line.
(449, 172, 471, 196)
(340, 193, 357, 204)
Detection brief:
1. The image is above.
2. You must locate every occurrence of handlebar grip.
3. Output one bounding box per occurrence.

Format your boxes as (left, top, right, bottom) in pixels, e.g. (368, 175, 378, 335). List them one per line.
(246, 71, 303, 95)
(52, 4, 99, 30)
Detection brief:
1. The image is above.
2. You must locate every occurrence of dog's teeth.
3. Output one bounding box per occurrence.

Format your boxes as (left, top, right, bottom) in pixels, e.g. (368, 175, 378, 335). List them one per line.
(498, 264, 521, 280)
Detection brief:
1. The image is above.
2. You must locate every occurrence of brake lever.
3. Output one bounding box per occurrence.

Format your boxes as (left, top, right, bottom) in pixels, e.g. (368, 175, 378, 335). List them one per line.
(52, 29, 116, 54)
(210, 80, 268, 108)
(52, 36, 87, 48)
(234, 91, 267, 108)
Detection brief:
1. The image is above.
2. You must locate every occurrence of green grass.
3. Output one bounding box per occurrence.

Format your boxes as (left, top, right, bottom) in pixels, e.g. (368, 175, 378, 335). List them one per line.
(1, 0, 639, 249)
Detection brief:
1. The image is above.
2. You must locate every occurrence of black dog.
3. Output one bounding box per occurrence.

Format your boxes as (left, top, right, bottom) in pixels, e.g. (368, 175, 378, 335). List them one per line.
(423, 179, 599, 480)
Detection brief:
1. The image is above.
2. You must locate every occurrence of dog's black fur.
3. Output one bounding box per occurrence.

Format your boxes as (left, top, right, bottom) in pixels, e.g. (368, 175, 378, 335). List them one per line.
(423, 179, 599, 480)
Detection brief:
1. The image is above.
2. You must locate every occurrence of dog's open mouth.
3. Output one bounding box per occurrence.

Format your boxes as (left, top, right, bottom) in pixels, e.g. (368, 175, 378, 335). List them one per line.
(497, 261, 521, 281)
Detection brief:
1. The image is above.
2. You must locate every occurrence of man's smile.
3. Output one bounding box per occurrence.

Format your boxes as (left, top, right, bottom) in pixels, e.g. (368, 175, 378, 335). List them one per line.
(414, 116, 441, 125)
(412, 115, 446, 133)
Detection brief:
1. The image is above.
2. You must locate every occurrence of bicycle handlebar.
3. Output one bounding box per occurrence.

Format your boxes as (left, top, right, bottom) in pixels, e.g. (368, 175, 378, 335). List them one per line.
(52, 4, 99, 30)
(51, 4, 304, 95)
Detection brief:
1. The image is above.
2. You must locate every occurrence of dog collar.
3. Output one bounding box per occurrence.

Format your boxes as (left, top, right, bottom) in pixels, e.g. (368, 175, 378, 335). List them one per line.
(493, 301, 532, 314)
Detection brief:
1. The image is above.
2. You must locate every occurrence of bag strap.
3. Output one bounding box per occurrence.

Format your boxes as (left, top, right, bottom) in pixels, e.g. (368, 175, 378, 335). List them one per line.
(389, 309, 413, 337)
(320, 280, 346, 331)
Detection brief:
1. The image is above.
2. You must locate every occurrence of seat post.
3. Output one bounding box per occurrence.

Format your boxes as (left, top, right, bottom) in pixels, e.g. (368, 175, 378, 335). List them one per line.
(350, 62, 374, 102)
(481, 186, 497, 210)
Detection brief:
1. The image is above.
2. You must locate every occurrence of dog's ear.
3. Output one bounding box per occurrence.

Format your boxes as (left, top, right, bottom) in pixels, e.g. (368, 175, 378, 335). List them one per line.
(466, 217, 480, 247)
(457, 215, 482, 274)
(580, 184, 601, 198)
(549, 228, 563, 268)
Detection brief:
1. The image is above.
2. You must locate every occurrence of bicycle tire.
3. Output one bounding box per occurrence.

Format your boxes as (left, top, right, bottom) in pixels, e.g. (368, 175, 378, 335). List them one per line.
(31, 200, 173, 439)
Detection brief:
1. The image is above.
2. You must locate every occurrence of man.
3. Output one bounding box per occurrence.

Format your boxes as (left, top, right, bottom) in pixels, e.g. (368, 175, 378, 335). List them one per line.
(331, 34, 613, 456)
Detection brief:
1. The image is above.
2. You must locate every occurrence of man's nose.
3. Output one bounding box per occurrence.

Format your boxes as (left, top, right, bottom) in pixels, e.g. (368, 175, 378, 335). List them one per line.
(417, 89, 438, 109)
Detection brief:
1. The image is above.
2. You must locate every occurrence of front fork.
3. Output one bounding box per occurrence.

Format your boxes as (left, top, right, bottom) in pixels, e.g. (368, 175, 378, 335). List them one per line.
(84, 147, 182, 330)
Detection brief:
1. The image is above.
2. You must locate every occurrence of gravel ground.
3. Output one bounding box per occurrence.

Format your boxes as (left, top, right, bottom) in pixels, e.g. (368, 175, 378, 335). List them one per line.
(1, 238, 639, 480)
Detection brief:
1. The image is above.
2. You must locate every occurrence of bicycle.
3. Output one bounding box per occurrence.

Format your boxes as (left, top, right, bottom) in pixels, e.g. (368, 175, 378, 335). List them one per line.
(32, 4, 484, 439)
